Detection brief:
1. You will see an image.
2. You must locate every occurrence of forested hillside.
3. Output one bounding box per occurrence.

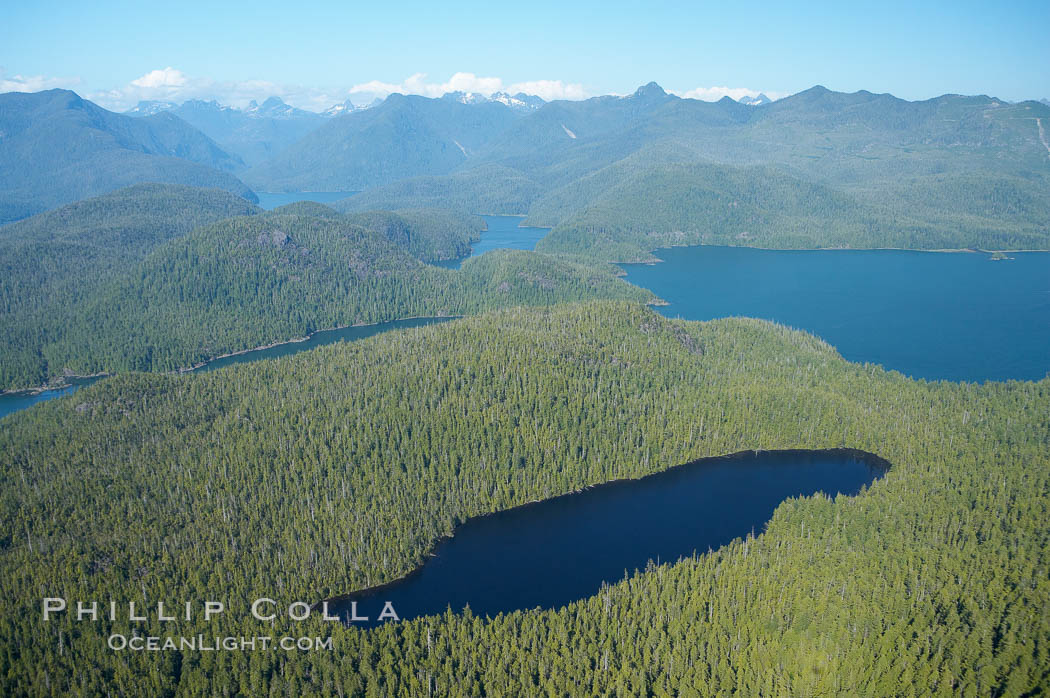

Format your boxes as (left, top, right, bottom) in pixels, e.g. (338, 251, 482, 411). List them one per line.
(335, 164, 542, 217)
(0, 209, 649, 390)
(0, 184, 263, 387)
(270, 203, 485, 262)
(342, 208, 485, 262)
(0, 90, 256, 222)
(533, 161, 1050, 262)
(1, 303, 1046, 695)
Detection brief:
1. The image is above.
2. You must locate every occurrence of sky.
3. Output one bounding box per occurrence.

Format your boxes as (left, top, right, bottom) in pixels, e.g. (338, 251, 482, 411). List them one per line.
(1, 0, 1047, 112)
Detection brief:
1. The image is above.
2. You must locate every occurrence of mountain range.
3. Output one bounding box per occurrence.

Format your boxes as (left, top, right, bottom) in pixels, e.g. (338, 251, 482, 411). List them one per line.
(143, 97, 327, 167)
(737, 93, 772, 106)
(443, 90, 547, 112)
(326, 82, 1050, 258)
(2, 82, 1048, 250)
(244, 93, 526, 191)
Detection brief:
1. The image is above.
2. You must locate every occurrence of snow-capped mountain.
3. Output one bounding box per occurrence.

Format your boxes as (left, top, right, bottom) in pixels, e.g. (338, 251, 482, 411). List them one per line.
(440, 90, 545, 112)
(323, 99, 358, 117)
(122, 97, 324, 167)
(737, 93, 772, 106)
(245, 96, 319, 120)
(442, 91, 491, 105)
(124, 100, 178, 116)
(491, 91, 546, 112)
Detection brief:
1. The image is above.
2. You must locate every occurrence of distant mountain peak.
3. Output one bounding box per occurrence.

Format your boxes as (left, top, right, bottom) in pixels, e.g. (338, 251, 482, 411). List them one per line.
(738, 93, 772, 106)
(490, 91, 545, 111)
(125, 100, 177, 117)
(632, 82, 667, 99)
(182, 98, 229, 109)
(245, 96, 302, 119)
(442, 91, 491, 105)
(323, 99, 360, 118)
(434, 91, 545, 112)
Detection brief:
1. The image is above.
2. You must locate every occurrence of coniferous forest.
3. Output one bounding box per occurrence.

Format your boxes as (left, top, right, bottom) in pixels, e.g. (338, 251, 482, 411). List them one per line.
(0, 190, 649, 390)
(0, 43, 1049, 697)
(2, 303, 1048, 695)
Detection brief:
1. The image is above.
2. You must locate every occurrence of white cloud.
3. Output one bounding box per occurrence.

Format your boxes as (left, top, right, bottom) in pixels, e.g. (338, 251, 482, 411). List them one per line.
(507, 80, 587, 101)
(347, 78, 411, 97)
(87, 68, 345, 112)
(350, 72, 587, 102)
(351, 72, 504, 99)
(0, 68, 81, 93)
(130, 67, 188, 88)
(441, 72, 504, 95)
(1, 65, 589, 113)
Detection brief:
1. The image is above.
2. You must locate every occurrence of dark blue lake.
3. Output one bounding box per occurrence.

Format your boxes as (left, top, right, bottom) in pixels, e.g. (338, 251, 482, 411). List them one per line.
(328, 450, 887, 626)
(0, 317, 453, 419)
(255, 191, 359, 209)
(621, 246, 1050, 383)
(433, 215, 550, 269)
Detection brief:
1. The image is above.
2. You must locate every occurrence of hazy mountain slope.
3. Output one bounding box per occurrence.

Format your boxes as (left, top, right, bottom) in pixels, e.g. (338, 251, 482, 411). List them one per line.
(168, 97, 326, 167)
(467, 84, 763, 188)
(535, 161, 1050, 262)
(0, 90, 256, 222)
(247, 84, 1050, 209)
(245, 94, 523, 191)
(739, 88, 1050, 182)
(334, 163, 541, 215)
(522, 142, 704, 226)
(535, 162, 877, 261)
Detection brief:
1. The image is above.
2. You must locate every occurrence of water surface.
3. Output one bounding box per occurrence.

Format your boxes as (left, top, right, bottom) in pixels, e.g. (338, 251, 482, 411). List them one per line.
(433, 215, 550, 269)
(622, 247, 1050, 383)
(194, 317, 455, 373)
(328, 450, 886, 626)
(0, 377, 100, 419)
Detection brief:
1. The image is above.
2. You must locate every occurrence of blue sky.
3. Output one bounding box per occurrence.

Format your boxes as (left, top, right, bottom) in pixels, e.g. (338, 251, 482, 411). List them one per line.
(2, 0, 1047, 111)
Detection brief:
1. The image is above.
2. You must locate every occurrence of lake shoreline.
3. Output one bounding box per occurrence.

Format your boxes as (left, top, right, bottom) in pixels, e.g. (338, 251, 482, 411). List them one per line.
(2, 315, 461, 398)
(0, 372, 109, 398)
(619, 243, 1050, 383)
(179, 314, 460, 373)
(622, 242, 1050, 266)
(318, 447, 891, 614)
